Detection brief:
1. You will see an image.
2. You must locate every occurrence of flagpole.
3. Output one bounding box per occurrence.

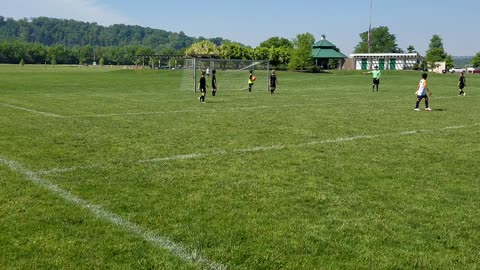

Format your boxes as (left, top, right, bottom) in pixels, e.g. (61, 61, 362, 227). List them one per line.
(368, 0, 372, 53)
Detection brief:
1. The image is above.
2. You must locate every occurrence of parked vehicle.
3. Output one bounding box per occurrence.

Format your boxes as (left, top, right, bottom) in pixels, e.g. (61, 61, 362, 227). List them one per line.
(472, 69, 480, 74)
(449, 67, 466, 73)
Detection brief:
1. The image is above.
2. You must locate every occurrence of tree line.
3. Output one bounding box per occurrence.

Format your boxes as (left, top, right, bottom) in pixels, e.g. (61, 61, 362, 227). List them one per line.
(1, 16, 479, 69)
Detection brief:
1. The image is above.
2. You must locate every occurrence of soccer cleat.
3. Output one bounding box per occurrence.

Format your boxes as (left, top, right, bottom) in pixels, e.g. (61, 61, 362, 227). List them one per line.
(414, 108, 420, 111)
(425, 108, 432, 111)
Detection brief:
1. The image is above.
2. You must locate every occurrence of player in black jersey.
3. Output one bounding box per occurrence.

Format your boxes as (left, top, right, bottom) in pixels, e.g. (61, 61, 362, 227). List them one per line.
(211, 69, 217, 96)
(458, 72, 466, 96)
(269, 70, 278, 94)
(198, 71, 207, 103)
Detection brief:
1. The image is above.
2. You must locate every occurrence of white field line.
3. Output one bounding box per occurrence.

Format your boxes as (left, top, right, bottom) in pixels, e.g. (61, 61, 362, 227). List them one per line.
(0, 156, 225, 270)
(0, 103, 64, 118)
(38, 164, 102, 175)
(40, 123, 478, 175)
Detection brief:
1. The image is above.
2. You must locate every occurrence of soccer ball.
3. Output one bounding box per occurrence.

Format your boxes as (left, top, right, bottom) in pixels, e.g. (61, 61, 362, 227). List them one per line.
(252, 76, 257, 81)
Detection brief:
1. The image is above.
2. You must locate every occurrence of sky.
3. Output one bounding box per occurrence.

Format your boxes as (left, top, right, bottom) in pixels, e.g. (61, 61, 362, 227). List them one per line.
(2, 0, 479, 56)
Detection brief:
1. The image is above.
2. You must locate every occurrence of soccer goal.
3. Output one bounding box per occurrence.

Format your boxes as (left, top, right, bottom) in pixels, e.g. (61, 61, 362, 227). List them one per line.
(180, 58, 270, 92)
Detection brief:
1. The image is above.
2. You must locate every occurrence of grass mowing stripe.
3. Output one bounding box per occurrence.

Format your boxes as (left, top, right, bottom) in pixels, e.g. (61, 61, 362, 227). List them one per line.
(0, 103, 65, 118)
(0, 156, 225, 270)
(63, 95, 467, 118)
(38, 123, 479, 176)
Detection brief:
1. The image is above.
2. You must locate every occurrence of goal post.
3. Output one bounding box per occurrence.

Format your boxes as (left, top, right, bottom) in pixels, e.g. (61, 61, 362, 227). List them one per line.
(180, 58, 270, 93)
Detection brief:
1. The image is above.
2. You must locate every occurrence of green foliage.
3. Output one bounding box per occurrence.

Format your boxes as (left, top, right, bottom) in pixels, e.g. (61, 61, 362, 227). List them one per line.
(185, 40, 219, 56)
(471, 52, 480, 67)
(428, 34, 444, 50)
(19, 58, 24, 66)
(425, 35, 448, 70)
(354, 26, 403, 53)
(99, 57, 104, 66)
(407, 45, 416, 53)
(219, 42, 252, 60)
(259, 37, 293, 49)
(288, 32, 315, 70)
(444, 54, 455, 70)
(0, 16, 227, 51)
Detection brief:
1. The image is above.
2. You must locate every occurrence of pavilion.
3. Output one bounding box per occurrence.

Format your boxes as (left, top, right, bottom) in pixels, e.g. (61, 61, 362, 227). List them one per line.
(311, 35, 348, 70)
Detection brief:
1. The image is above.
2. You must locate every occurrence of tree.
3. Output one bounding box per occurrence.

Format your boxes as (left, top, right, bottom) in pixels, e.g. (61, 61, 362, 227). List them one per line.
(428, 35, 444, 50)
(425, 35, 448, 70)
(219, 42, 251, 60)
(471, 52, 480, 68)
(288, 33, 315, 71)
(259, 37, 293, 49)
(185, 40, 219, 56)
(407, 45, 416, 53)
(444, 54, 455, 70)
(354, 26, 402, 53)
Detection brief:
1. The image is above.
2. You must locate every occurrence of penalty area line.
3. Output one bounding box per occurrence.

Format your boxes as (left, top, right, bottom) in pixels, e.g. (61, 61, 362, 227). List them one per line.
(0, 156, 225, 270)
(0, 103, 65, 118)
(39, 123, 479, 175)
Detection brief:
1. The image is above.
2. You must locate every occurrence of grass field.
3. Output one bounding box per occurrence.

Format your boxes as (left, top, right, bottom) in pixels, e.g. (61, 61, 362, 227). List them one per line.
(1, 65, 480, 269)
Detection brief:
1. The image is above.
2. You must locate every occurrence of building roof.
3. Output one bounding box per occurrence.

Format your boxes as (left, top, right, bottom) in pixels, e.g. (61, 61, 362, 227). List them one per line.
(312, 48, 347, 59)
(350, 53, 421, 58)
(311, 34, 347, 59)
(312, 39, 336, 49)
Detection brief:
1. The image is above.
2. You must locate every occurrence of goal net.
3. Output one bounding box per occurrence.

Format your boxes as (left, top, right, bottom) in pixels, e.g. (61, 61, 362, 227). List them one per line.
(180, 58, 270, 93)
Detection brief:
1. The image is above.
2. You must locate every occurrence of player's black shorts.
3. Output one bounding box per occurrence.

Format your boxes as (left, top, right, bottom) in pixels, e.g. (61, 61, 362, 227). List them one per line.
(373, 78, 380, 85)
(200, 88, 206, 93)
(459, 83, 465, 89)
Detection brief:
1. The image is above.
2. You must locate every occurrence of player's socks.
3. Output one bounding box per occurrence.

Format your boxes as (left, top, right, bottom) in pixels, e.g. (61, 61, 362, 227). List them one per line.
(425, 100, 429, 108)
(415, 101, 420, 108)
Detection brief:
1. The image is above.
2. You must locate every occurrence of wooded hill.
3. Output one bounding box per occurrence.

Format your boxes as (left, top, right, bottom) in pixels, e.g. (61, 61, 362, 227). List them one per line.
(0, 16, 228, 51)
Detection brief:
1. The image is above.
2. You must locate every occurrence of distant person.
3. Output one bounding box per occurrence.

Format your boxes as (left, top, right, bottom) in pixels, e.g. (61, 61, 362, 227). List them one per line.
(458, 72, 466, 96)
(206, 67, 210, 77)
(364, 66, 381, 91)
(198, 71, 207, 103)
(269, 70, 278, 94)
(211, 69, 217, 96)
(248, 70, 255, 94)
(414, 73, 432, 111)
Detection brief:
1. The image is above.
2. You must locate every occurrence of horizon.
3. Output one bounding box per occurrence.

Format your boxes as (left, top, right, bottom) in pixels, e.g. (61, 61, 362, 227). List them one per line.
(2, 0, 480, 56)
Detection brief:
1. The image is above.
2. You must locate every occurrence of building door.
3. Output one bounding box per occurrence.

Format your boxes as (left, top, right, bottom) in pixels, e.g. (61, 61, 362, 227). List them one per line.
(379, 59, 385, 70)
(389, 59, 396, 70)
(361, 59, 367, 70)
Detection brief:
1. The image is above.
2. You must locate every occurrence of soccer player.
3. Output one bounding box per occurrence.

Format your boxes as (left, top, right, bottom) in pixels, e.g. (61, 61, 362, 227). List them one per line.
(211, 69, 217, 96)
(269, 70, 278, 94)
(365, 66, 381, 91)
(198, 71, 207, 103)
(458, 72, 466, 96)
(414, 73, 432, 111)
(248, 70, 254, 94)
(206, 67, 210, 77)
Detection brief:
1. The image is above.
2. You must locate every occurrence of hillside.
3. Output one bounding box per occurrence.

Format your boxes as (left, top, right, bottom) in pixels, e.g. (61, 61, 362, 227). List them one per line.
(0, 15, 228, 52)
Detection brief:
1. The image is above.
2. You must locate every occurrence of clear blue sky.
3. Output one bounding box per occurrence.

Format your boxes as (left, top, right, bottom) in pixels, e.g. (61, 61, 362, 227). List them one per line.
(2, 0, 479, 56)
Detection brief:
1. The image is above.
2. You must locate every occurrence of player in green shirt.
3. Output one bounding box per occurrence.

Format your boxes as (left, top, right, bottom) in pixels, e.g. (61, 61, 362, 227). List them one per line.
(365, 66, 381, 92)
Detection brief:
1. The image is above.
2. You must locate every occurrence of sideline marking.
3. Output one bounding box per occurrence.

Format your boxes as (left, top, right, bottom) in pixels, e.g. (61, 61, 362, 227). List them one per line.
(0, 103, 64, 118)
(0, 156, 225, 270)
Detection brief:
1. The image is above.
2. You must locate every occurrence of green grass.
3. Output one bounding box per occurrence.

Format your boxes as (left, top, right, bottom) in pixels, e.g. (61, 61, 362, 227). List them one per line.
(1, 65, 480, 269)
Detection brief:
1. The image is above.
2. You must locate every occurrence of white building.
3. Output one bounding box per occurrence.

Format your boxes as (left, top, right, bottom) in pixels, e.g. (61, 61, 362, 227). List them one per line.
(349, 53, 422, 70)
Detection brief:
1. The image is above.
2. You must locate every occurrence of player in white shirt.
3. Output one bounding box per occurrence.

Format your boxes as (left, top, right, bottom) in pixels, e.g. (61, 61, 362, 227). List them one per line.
(414, 73, 432, 111)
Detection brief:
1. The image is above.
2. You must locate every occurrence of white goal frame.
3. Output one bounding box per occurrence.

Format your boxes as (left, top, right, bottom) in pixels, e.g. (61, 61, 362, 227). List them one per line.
(180, 57, 270, 93)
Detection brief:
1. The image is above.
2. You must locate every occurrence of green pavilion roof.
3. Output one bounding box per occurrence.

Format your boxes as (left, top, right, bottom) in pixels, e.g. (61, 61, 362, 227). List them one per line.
(311, 35, 347, 59)
(311, 48, 347, 59)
